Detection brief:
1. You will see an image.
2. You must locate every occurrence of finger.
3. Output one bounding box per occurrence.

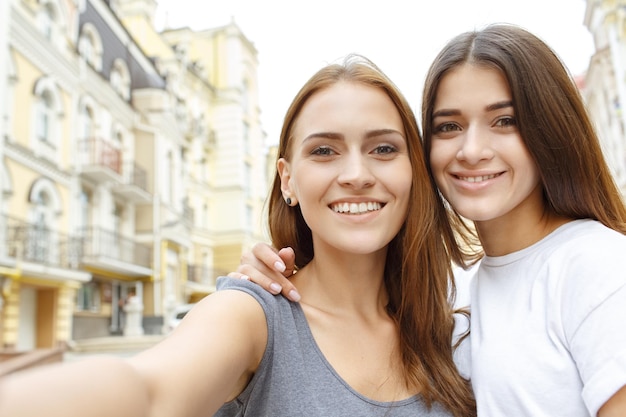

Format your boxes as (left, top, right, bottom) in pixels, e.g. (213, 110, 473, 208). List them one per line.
(250, 243, 289, 273)
(242, 244, 301, 302)
(253, 247, 300, 302)
(227, 272, 250, 280)
(236, 264, 285, 295)
(276, 247, 296, 277)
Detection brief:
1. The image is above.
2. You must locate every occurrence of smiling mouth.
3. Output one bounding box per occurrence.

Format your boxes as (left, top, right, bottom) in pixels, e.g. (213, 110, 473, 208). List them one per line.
(330, 202, 383, 214)
(456, 173, 501, 183)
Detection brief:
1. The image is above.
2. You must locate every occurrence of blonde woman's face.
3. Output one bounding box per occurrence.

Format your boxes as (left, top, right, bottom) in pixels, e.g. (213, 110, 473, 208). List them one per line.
(278, 82, 412, 258)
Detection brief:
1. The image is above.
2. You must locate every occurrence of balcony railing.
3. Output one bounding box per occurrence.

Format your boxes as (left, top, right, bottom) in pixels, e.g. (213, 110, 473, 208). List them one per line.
(78, 137, 122, 174)
(80, 227, 151, 269)
(2, 216, 82, 269)
(126, 162, 148, 192)
(187, 265, 228, 287)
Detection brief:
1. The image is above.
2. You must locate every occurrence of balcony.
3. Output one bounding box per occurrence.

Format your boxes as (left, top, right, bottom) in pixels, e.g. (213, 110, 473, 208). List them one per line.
(78, 138, 122, 183)
(79, 227, 152, 277)
(0, 216, 91, 283)
(113, 162, 151, 203)
(185, 265, 228, 296)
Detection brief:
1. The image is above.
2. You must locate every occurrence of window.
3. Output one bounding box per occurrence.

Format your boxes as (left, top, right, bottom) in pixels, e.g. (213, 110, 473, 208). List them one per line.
(242, 121, 250, 154)
(110, 59, 131, 100)
(37, 3, 56, 40)
(78, 24, 103, 71)
(79, 189, 91, 232)
(113, 204, 123, 236)
(201, 203, 208, 229)
(32, 77, 62, 158)
(28, 190, 54, 263)
(76, 281, 101, 312)
(36, 0, 66, 45)
(166, 151, 174, 204)
(241, 79, 249, 114)
(4, 55, 16, 143)
(27, 178, 61, 264)
(81, 104, 94, 140)
(35, 91, 53, 143)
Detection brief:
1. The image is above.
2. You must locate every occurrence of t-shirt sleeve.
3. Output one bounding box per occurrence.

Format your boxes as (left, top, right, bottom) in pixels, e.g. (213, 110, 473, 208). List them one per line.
(562, 246, 626, 416)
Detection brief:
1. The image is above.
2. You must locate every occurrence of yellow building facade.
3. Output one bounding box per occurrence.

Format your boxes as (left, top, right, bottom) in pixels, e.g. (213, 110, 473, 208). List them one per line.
(0, 0, 268, 351)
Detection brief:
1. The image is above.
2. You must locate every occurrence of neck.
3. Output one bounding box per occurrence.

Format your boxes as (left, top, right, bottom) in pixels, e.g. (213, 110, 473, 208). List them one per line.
(292, 246, 389, 317)
(476, 211, 571, 257)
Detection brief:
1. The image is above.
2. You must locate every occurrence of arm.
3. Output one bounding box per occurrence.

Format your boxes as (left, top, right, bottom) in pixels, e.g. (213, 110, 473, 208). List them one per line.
(0, 290, 267, 417)
(598, 385, 626, 417)
(229, 243, 301, 302)
(0, 356, 151, 417)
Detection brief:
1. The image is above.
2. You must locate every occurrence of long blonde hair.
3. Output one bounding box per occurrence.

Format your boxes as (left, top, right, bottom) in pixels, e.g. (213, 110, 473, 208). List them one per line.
(268, 54, 476, 417)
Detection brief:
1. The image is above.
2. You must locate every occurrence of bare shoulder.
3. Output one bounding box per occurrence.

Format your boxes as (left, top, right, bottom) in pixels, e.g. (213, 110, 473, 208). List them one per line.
(127, 289, 268, 416)
(175, 289, 268, 358)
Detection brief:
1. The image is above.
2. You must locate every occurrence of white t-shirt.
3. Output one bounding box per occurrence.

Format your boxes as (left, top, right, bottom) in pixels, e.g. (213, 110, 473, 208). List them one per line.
(454, 219, 626, 417)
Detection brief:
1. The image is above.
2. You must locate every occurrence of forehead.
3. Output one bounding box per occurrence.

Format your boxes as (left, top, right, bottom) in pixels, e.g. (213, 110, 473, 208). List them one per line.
(434, 64, 511, 110)
(302, 81, 393, 113)
(292, 81, 404, 136)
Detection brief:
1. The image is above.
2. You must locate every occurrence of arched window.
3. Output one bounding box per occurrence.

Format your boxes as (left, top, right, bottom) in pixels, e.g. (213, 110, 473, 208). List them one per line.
(110, 59, 131, 100)
(32, 77, 63, 155)
(37, 2, 56, 40)
(78, 23, 103, 71)
(35, 90, 53, 143)
(28, 178, 61, 228)
(37, 0, 66, 46)
(26, 178, 61, 263)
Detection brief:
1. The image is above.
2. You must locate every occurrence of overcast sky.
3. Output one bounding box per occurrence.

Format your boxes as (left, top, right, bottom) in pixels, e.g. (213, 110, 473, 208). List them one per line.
(154, 0, 594, 145)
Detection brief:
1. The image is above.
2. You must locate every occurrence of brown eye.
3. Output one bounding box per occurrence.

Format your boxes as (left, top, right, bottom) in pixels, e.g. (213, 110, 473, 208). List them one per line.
(494, 116, 517, 127)
(311, 146, 334, 156)
(373, 145, 396, 155)
(434, 122, 460, 133)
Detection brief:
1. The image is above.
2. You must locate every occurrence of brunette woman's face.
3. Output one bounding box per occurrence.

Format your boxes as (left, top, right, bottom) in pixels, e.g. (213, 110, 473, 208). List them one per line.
(277, 81, 412, 257)
(429, 64, 542, 227)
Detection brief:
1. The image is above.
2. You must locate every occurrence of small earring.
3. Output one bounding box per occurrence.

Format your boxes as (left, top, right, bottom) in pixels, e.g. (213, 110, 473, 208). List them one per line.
(285, 197, 292, 206)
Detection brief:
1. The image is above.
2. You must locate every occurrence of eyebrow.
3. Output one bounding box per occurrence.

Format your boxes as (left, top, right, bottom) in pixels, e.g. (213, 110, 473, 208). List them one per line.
(302, 128, 403, 142)
(432, 100, 514, 119)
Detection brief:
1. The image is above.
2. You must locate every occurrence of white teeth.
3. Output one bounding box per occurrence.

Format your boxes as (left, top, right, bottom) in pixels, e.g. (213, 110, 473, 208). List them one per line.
(459, 174, 498, 183)
(332, 201, 382, 214)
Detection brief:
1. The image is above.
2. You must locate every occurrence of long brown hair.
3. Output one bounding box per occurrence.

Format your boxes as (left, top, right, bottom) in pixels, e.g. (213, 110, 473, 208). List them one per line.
(268, 54, 476, 416)
(422, 24, 626, 247)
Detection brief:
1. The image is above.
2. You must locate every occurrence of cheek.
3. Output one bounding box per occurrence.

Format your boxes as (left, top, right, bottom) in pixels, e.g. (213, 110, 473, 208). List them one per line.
(291, 169, 327, 202)
(428, 146, 447, 184)
(394, 163, 414, 209)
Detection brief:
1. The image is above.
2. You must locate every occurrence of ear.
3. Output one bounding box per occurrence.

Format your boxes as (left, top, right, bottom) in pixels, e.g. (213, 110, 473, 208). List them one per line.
(277, 158, 296, 205)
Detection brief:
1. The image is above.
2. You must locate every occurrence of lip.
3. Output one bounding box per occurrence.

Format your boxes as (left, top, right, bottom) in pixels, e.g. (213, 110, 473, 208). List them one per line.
(450, 171, 504, 187)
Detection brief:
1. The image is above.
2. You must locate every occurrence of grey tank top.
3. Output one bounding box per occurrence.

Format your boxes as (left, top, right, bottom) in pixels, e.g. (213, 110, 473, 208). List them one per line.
(213, 277, 453, 417)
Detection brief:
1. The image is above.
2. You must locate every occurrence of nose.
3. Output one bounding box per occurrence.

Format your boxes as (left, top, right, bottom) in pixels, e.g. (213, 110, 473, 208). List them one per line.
(456, 126, 494, 164)
(337, 153, 375, 189)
